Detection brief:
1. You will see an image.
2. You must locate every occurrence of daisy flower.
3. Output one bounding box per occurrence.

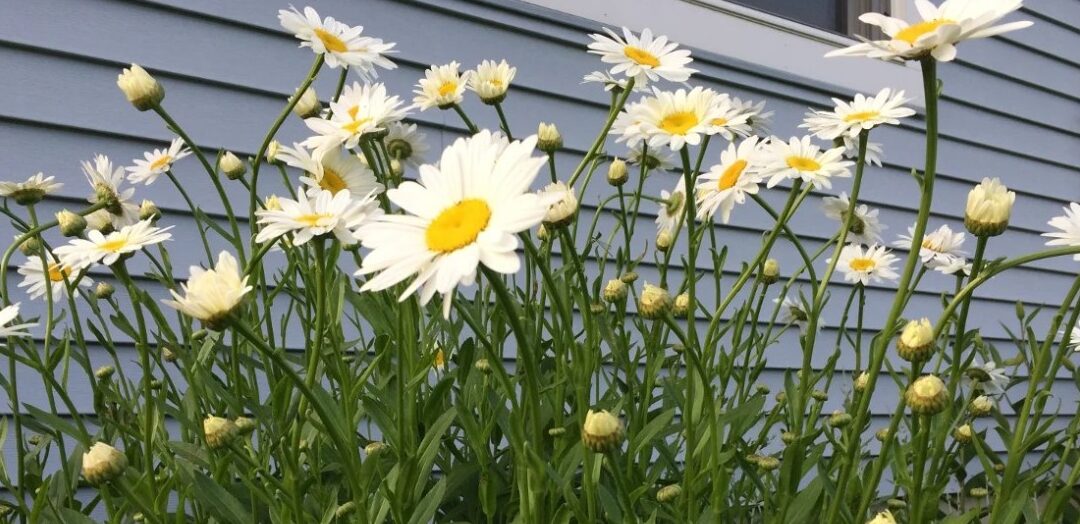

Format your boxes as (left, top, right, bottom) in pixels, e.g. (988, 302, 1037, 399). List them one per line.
(760, 136, 852, 190)
(0, 303, 35, 338)
(1065, 325, 1080, 352)
(732, 97, 773, 136)
(587, 27, 696, 85)
(356, 130, 550, 318)
(623, 87, 722, 151)
(833, 244, 899, 285)
(54, 219, 173, 270)
(413, 62, 470, 110)
(695, 137, 763, 223)
(656, 177, 687, 235)
(164, 251, 252, 329)
(934, 256, 973, 276)
(301, 82, 407, 157)
(255, 187, 381, 247)
(582, 71, 644, 92)
(626, 144, 674, 171)
(842, 135, 884, 167)
(275, 143, 382, 200)
(821, 192, 886, 245)
(703, 91, 753, 141)
(775, 294, 813, 333)
(826, 0, 1032, 62)
(467, 60, 516, 104)
(278, 6, 396, 74)
(801, 88, 915, 140)
(965, 359, 1009, 395)
(125, 138, 191, 185)
(1043, 202, 1080, 261)
(0, 173, 63, 205)
(894, 224, 967, 271)
(384, 122, 429, 168)
(83, 155, 139, 227)
(17, 252, 92, 302)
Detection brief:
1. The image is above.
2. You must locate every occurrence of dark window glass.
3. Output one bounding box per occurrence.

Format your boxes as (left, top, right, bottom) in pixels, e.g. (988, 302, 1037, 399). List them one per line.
(728, 0, 844, 33)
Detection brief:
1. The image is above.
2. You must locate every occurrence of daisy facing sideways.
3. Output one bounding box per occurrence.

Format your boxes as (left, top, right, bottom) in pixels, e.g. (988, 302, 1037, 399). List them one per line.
(54, 219, 173, 270)
(164, 251, 252, 329)
(275, 143, 382, 200)
(760, 136, 852, 190)
(801, 88, 915, 140)
(695, 137, 763, 224)
(18, 252, 92, 302)
(587, 27, 696, 85)
(1043, 202, 1080, 261)
(833, 244, 899, 286)
(254, 187, 381, 247)
(0, 303, 35, 338)
(83, 155, 140, 228)
(822, 192, 887, 245)
(356, 130, 552, 318)
(126, 138, 191, 185)
(301, 82, 407, 157)
(894, 223, 967, 271)
(655, 177, 687, 236)
(278, 6, 396, 74)
(0, 173, 63, 205)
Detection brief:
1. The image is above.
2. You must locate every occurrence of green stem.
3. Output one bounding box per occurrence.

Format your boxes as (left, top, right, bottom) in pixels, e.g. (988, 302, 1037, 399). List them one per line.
(567, 78, 635, 187)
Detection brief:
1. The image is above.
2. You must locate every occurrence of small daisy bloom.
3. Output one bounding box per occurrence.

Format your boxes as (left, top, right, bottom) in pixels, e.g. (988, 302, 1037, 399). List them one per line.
(842, 135, 884, 167)
(413, 62, 470, 110)
(278, 6, 396, 74)
(894, 224, 967, 270)
(384, 122, 429, 168)
(164, 251, 252, 328)
(761, 136, 852, 190)
(625, 87, 723, 151)
(775, 294, 814, 333)
(1066, 325, 1080, 352)
(821, 192, 887, 245)
(255, 187, 381, 247)
(83, 155, 139, 227)
(302, 82, 407, 157)
(703, 91, 753, 141)
(0, 303, 35, 338)
(356, 131, 550, 318)
(587, 27, 695, 85)
(1043, 202, 1080, 261)
(54, 219, 173, 270)
(276, 143, 382, 200)
(655, 177, 688, 236)
(801, 88, 915, 140)
(934, 256, 973, 276)
(17, 252, 91, 302)
(582, 71, 643, 92)
(0, 173, 63, 204)
(826, 0, 1032, 62)
(834, 244, 899, 285)
(732, 97, 774, 136)
(125, 138, 191, 185)
(467, 60, 516, 104)
(695, 137, 763, 223)
(626, 144, 674, 171)
(966, 359, 1009, 395)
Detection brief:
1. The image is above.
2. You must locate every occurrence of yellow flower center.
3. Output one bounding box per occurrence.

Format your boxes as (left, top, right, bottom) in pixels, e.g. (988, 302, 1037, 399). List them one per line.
(149, 155, 173, 171)
(711, 117, 728, 126)
(895, 19, 954, 45)
(843, 110, 880, 123)
(659, 111, 699, 135)
(319, 168, 348, 194)
(425, 199, 492, 253)
(437, 81, 457, 97)
(786, 156, 821, 172)
(341, 106, 370, 134)
(314, 28, 349, 53)
(296, 213, 332, 227)
(921, 237, 945, 252)
(849, 257, 876, 272)
(99, 238, 128, 253)
(624, 46, 660, 67)
(718, 160, 747, 191)
(433, 349, 446, 369)
(47, 264, 70, 282)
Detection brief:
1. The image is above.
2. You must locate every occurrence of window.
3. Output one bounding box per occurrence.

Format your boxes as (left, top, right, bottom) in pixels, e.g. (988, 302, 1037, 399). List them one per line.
(728, 0, 890, 38)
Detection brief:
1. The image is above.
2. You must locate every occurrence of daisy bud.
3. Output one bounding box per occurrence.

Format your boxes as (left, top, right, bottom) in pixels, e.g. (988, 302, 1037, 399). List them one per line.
(219, 152, 246, 180)
(886, 499, 906, 510)
(875, 428, 890, 442)
(620, 271, 639, 284)
(234, 417, 256, 436)
(203, 416, 239, 450)
(537, 123, 562, 153)
(965, 177, 1015, 237)
(82, 442, 127, 485)
(541, 181, 578, 228)
(866, 510, 897, 524)
(828, 410, 852, 428)
(761, 258, 780, 285)
(432, 348, 446, 371)
(780, 431, 797, 445)
(56, 210, 87, 237)
(582, 409, 624, 452)
(93, 282, 115, 300)
(775, 392, 787, 403)
(364, 441, 389, 457)
(671, 343, 685, 354)
(603, 279, 628, 303)
(756, 455, 781, 471)
(607, 158, 629, 187)
(474, 358, 492, 374)
(969, 395, 994, 416)
(94, 365, 115, 381)
(656, 230, 674, 252)
(854, 372, 870, 392)
(896, 318, 935, 362)
(811, 390, 828, 402)
(266, 140, 281, 163)
(548, 426, 566, 437)
(994, 463, 1005, 473)
(954, 423, 974, 443)
(162, 346, 178, 362)
(589, 301, 605, 314)
(536, 224, 550, 241)
(17, 236, 42, 257)
(191, 329, 208, 342)
(116, 64, 163, 111)
(638, 283, 671, 319)
(672, 292, 690, 317)
(85, 209, 114, 234)
(969, 487, 989, 498)
(139, 200, 161, 223)
(292, 86, 321, 119)
(469, 59, 515, 105)
(656, 484, 682, 503)
(334, 502, 357, 519)
(905, 374, 948, 415)
(755, 383, 770, 395)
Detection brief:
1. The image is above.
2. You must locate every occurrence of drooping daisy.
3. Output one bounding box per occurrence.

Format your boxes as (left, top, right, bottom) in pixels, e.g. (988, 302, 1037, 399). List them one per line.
(842, 135, 884, 167)
(125, 138, 191, 185)
(801, 88, 915, 140)
(413, 62, 471, 111)
(278, 6, 396, 75)
(163, 251, 252, 329)
(276, 143, 382, 200)
(255, 187, 380, 247)
(466, 60, 516, 104)
(760, 136, 852, 190)
(623, 87, 722, 151)
(587, 27, 696, 85)
(833, 244, 899, 286)
(965, 359, 1009, 395)
(934, 256, 973, 276)
(774, 294, 813, 333)
(695, 137, 763, 223)
(703, 91, 753, 141)
(894, 224, 967, 271)
(356, 131, 550, 318)
(582, 70, 644, 92)
(17, 252, 92, 301)
(732, 97, 773, 136)
(656, 177, 687, 235)
(826, 0, 1032, 62)
(612, 110, 648, 149)
(821, 192, 886, 245)
(626, 144, 675, 171)
(1043, 202, 1080, 261)
(384, 122, 429, 168)
(0, 303, 35, 338)
(302, 82, 407, 157)
(83, 155, 139, 227)
(54, 219, 173, 270)
(0, 173, 63, 205)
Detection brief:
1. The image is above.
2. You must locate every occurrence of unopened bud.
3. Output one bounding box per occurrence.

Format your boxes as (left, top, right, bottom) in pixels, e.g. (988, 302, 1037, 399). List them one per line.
(656, 484, 682, 503)
(364, 441, 389, 457)
(854, 372, 869, 392)
(906, 375, 948, 415)
(620, 272, 638, 284)
(292, 87, 321, 119)
(266, 140, 281, 163)
(94, 365, 115, 381)
(56, 210, 87, 237)
(139, 200, 160, 222)
(474, 358, 492, 374)
(18, 236, 42, 257)
(219, 152, 246, 180)
(897, 318, 935, 362)
(603, 279, 628, 302)
(537, 123, 562, 153)
(969, 395, 993, 416)
(656, 230, 673, 252)
(203, 416, 239, 450)
(82, 442, 127, 484)
(954, 423, 974, 443)
(234, 417, 256, 436)
(672, 292, 690, 317)
(608, 158, 628, 186)
(828, 410, 852, 428)
(93, 282, 115, 300)
(582, 409, 624, 452)
(761, 258, 780, 285)
(117, 64, 164, 111)
(638, 283, 671, 319)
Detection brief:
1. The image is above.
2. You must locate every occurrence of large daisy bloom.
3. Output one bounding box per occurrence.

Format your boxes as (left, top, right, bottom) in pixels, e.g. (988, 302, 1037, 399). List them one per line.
(0, 173, 63, 205)
(255, 187, 380, 247)
(164, 251, 252, 329)
(278, 6, 396, 74)
(467, 60, 516, 105)
(801, 88, 915, 140)
(276, 143, 382, 200)
(587, 27, 696, 85)
(833, 244, 899, 286)
(302, 82, 407, 157)
(1044, 202, 1080, 261)
(0, 304, 35, 338)
(656, 177, 687, 235)
(825, 0, 1032, 62)
(894, 224, 967, 270)
(760, 136, 852, 190)
(623, 87, 722, 151)
(822, 192, 886, 245)
(413, 62, 471, 110)
(17, 252, 91, 302)
(125, 138, 191, 185)
(356, 131, 550, 318)
(695, 137, 763, 223)
(384, 122, 429, 168)
(54, 219, 173, 270)
(83, 155, 139, 227)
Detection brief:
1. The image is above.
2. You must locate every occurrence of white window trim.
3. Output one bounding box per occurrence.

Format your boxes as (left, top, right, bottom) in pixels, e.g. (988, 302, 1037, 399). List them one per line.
(522, 0, 925, 107)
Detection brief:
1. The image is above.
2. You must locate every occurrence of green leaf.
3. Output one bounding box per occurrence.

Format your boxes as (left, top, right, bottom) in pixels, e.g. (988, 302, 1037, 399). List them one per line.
(190, 470, 253, 524)
(407, 477, 446, 524)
